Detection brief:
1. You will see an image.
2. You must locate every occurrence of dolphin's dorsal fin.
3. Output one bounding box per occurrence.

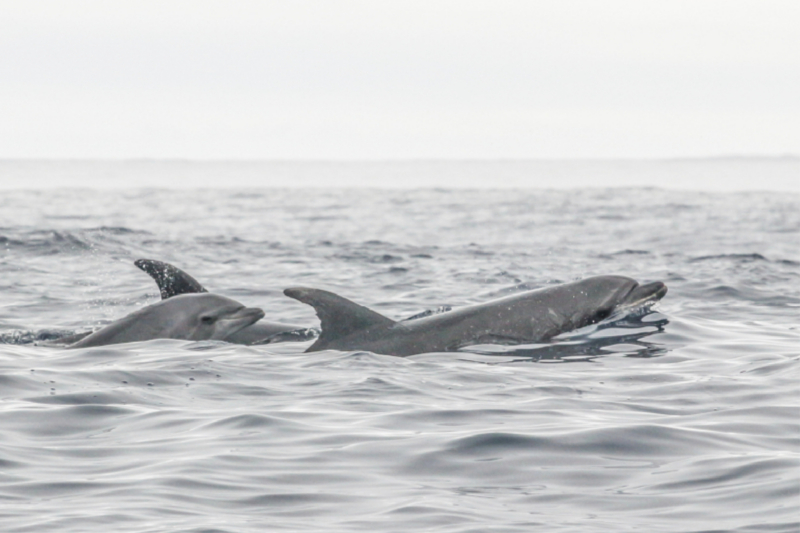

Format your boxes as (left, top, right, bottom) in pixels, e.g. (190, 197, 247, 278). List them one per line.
(134, 259, 208, 299)
(284, 287, 395, 344)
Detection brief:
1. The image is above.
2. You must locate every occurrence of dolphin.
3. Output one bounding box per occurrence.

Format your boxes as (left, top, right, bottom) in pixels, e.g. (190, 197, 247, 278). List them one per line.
(134, 259, 310, 344)
(284, 275, 667, 356)
(70, 293, 265, 348)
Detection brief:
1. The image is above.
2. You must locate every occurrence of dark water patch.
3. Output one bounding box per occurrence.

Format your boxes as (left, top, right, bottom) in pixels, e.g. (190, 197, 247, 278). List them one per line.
(374, 254, 403, 263)
(613, 249, 651, 255)
(194, 236, 254, 247)
(13, 230, 92, 254)
(441, 424, 749, 459)
(0, 235, 25, 246)
(467, 247, 494, 257)
(0, 458, 24, 470)
(237, 492, 355, 509)
(90, 226, 150, 235)
(664, 272, 688, 283)
(1, 480, 122, 498)
(174, 529, 239, 533)
(158, 477, 256, 495)
(199, 383, 279, 398)
(689, 253, 769, 263)
(3, 404, 136, 437)
(25, 391, 134, 405)
(662, 202, 700, 211)
(1, 227, 152, 260)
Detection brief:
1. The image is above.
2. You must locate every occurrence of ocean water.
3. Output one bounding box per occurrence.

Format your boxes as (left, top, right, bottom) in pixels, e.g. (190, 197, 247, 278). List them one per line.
(0, 170, 798, 532)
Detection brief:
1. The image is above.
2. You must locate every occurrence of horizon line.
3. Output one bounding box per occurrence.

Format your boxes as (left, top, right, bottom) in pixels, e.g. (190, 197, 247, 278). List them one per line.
(0, 154, 798, 164)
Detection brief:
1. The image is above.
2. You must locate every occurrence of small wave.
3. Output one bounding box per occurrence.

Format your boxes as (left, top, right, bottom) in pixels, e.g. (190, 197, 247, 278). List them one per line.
(689, 253, 769, 263)
(0, 235, 25, 246)
(701, 284, 800, 306)
(413, 423, 748, 468)
(0, 329, 84, 345)
(89, 226, 151, 235)
(334, 251, 405, 264)
(612, 249, 651, 255)
(202, 413, 300, 431)
(29, 230, 92, 253)
(0, 227, 150, 255)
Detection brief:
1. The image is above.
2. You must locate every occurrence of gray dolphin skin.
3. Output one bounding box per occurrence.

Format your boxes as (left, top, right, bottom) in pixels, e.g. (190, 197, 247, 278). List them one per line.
(134, 259, 308, 344)
(284, 275, 667, 356)
(70, 293, 265, 348)
(134, 258, 207, 299)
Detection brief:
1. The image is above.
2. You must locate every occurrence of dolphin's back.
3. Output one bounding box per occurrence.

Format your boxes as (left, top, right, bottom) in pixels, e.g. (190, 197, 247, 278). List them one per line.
(284, 276, 650, 356)
(70, 305, 169, 348)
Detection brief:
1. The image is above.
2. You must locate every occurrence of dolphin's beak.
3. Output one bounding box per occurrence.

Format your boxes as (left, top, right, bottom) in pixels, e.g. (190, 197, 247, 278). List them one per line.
(219, 307, 266, 334)
(623, 281, 667, 307)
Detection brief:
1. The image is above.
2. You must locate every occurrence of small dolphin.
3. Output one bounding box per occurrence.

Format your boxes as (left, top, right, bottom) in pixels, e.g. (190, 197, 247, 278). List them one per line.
(134, 259, 310, 344)
(284, 275, 667, 356)
(70, 293, 265, 348)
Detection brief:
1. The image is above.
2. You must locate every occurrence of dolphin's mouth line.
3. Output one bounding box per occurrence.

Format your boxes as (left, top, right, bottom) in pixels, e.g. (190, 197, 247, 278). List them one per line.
(220, 307, 266, 334)
(619, 281, 667, 309)
(615, 281, 668, 314)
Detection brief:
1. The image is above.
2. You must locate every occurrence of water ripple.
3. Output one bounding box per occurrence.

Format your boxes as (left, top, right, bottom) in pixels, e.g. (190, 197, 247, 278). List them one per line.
(0, 185, 798, 532)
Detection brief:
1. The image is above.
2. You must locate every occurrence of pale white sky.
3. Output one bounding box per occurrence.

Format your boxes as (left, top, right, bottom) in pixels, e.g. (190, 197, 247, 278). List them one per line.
(0, 0, 798, 160)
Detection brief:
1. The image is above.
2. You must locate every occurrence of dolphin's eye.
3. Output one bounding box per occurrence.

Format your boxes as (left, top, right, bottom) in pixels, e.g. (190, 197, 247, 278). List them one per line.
(200, 316, 216, 324)
(595, 309, 611, 321)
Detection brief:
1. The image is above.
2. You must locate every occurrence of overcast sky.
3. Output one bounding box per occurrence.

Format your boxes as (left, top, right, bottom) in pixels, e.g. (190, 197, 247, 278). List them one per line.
(0, 0, 798, 160)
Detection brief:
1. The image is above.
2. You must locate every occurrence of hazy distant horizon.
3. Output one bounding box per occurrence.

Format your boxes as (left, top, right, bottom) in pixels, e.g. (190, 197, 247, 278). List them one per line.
(2, 157, 797, 192)
(2, 155, 798, 163)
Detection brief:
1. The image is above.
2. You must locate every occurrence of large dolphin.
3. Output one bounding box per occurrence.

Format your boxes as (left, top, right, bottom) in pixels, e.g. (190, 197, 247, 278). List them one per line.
(134, 259, 310, 344)
(70, 293, 265, 348)
(284, 275, 667, 356)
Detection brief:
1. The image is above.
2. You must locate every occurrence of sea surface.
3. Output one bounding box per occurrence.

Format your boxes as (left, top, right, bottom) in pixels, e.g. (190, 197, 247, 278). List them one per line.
(0, 171, 798, 532)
